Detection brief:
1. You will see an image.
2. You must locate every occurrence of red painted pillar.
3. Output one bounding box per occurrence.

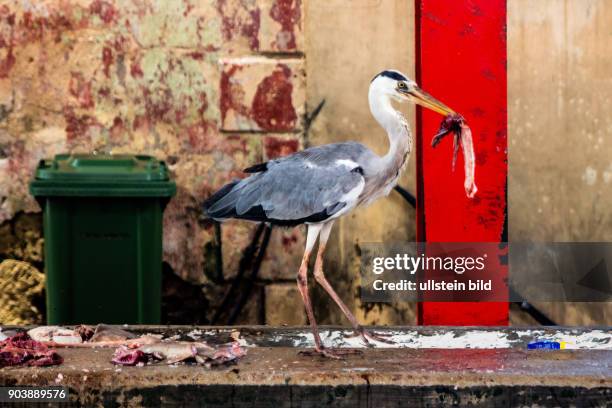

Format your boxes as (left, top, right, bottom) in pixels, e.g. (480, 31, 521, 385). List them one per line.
(415, 0, 509, 325)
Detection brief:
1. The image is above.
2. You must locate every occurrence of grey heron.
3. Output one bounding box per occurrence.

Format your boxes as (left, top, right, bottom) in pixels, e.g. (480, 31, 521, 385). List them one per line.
(204, 70, 458, 358)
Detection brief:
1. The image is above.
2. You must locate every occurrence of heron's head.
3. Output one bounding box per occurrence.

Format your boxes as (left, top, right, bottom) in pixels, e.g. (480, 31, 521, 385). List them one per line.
(370, 69, 455, 116)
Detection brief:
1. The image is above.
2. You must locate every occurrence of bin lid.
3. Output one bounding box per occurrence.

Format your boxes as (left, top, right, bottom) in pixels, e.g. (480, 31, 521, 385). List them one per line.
(30, 154, 176, 197)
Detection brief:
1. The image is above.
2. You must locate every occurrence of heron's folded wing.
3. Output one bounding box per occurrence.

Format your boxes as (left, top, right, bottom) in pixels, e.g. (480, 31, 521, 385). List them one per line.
(232, 159, 365, 222)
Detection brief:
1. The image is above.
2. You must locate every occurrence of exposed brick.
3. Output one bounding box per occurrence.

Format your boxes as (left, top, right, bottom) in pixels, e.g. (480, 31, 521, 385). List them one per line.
(219, 57, 305, 132)
(265, 283, 306, 325)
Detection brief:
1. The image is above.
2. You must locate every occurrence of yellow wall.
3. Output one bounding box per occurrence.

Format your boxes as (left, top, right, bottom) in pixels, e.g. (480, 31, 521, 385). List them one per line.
(508, 0, 612, 325)
(307, 0, 612, 325)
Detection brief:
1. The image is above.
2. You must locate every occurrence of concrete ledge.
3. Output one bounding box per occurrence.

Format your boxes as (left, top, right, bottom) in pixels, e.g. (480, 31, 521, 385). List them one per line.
(1, 326, 610, 407)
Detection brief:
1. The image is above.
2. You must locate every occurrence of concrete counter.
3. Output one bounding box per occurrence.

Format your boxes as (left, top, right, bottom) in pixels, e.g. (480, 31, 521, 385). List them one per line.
(1, 326, 610, 407)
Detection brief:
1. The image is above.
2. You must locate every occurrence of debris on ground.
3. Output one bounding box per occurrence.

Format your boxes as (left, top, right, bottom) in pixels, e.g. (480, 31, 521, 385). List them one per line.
(111, 346, 163, 366)
(31, 324, 161, 348)
(89, 324, 137, 342)
(528, 340, 568, 350)
(75, 324, 95, 341)
(112, 341, 246, 367)
(28, 326, 83, 345)
(431, 113, 478, 198)
(3, 325, 247, 368)
(0, 332, 63, 367)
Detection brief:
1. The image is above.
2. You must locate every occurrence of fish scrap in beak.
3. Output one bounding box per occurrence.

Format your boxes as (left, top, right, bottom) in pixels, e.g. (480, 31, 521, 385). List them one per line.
(396, 83, 478, 199)
(431, 113, 478, 199)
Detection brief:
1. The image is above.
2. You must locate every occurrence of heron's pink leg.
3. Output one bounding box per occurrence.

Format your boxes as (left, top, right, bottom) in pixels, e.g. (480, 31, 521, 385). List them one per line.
(313, 222, 394, 346)
(296, 225, 362, 360)
(296, 225, 327, 353)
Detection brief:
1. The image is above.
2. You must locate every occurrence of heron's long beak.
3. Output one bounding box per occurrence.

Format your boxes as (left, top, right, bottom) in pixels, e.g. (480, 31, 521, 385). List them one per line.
(399, 86, 455, 116)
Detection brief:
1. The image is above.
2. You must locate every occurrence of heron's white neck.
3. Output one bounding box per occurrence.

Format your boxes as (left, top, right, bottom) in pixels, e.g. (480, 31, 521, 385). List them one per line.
(368, 89, 412, 175)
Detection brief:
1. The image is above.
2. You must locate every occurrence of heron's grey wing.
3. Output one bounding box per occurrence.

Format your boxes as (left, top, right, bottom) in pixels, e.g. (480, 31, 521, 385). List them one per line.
(205, 145, 367, 225)
(256, 160, 364, 221)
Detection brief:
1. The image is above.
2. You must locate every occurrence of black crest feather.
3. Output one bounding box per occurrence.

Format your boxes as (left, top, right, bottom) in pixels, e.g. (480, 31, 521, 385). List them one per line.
(372, 70, 407, 83)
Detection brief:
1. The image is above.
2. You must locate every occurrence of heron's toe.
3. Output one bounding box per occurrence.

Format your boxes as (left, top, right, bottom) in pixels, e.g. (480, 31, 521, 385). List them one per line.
(362, 329, 396, 345)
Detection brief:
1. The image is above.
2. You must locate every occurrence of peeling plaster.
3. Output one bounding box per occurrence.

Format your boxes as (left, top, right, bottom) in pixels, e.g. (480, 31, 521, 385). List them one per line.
(0, 0, 305, 291)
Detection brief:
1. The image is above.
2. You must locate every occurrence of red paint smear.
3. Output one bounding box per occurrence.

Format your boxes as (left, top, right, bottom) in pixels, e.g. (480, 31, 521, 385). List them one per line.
(243, 9, 260, 50)
(264, 136, 299, 159)
(110, 35, 127, 52)
(89, 0, 118, 24)
(0, 43, 15, 78)
(63, 107, 95, 143)
(183, 0, 195, 17)
(203, 44, 220, 52)
(281, 233, 298, 248)
(141, 87, 173, 121)
(98, 87, 110, 97)
(197, 91, 209, 118)
(224, 135, 249, 155)
(0, 9, 16, 78)
(102, 46, 113, 78)
(416, 0, 508, 326)
(217, 0, 260, 51)
(270, 0, 301, 50)
(220, 64, 247, 124)
(109, 116, 124, 142)
(132, 114, 148, 131)
(130, 61, 143, 78)
(185, 120, 216, 152)
(179, 92, 218, 152)
(68, 72, 95, 109)
(187, 51, 204, 60)
(251, 64, 296, 131)
(21, 11, 75, 44)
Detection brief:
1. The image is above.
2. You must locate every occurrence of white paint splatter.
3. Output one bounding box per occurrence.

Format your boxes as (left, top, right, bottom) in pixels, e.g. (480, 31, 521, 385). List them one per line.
(241, 329, 612, 350)
(582, 166, 598, 186)
(186, 329, 203, 340)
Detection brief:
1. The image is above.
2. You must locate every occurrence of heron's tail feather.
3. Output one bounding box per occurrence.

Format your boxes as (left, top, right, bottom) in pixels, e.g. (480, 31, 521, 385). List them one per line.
(202, 179, 242, 220)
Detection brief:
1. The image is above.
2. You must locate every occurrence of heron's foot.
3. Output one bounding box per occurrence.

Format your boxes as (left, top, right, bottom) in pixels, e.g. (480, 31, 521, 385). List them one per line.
(299, 347, 363, 360)
(345, 327, 395, 346)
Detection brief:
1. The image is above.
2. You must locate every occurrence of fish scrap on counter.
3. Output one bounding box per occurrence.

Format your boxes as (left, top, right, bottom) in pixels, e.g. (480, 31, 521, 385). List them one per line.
(28, 324, 160, 348)
(0, 332, 62, 367)
(3, 325, 247, 368)
(27, 326, 83, 345)
(112, 341, 246, 367)
(431, 113, 478, 198)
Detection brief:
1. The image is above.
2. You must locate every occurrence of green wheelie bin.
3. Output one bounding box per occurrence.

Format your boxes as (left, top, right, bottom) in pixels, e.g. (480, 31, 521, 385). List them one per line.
(30, 154, 176, 324)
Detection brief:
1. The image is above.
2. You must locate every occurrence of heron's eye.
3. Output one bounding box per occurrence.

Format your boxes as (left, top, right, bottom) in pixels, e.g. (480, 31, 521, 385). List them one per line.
(398, 82, 407, 89)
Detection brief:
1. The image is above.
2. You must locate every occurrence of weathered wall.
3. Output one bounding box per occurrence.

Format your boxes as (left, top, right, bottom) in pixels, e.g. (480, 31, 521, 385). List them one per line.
(0, 0, 306, 324)
(508, 0, 612, 325)
(508, 0, 612, 241)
